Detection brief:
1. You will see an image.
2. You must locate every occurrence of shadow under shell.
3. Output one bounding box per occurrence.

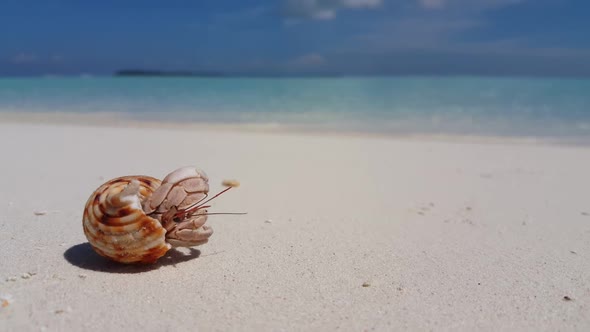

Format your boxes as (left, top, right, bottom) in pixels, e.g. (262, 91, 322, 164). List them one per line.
(64, 242, 201, 274)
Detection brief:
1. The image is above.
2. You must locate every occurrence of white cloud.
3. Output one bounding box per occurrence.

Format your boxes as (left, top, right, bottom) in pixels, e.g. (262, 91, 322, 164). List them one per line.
(8, 53, 65, 65)
(51, 55, 64, 62)
(291, 53, 326, 66)
(418, 0, 445, 9)
(10, 53, 38, 64)
(354, 17, 483, 50)
(283, 0, 382, 20)
(342, 0, 383, 8)
(347, 0, 526, 52)
(417, 0, 524, 11)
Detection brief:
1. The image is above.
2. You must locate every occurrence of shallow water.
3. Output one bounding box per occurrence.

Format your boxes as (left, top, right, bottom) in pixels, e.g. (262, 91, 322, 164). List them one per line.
(1, 76, 589, 138)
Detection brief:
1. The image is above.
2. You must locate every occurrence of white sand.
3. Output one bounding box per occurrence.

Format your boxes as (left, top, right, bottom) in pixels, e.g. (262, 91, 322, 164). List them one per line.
(0, 122, 589, 331)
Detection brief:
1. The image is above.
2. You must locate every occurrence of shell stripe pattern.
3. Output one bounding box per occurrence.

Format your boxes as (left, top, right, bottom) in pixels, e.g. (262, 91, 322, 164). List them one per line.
(83, 176, 171, 263)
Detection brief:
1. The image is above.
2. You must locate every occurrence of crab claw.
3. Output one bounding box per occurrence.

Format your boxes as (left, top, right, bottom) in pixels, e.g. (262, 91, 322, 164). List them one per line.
(164, 210, 214, 247)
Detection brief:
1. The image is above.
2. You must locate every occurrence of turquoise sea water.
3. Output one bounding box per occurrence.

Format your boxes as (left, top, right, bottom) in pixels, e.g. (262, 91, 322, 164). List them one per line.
(1, 77, 589, 138)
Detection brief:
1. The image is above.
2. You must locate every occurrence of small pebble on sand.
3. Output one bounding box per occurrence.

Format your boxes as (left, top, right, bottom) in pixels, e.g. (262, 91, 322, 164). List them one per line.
(563, 296, 573, 301)
(55, 306, 72, 314)
(1, 294, 13, 308)
(362, 282, 371, 287)
(265, 219, 272, 223)
(34, 211, 48, 216)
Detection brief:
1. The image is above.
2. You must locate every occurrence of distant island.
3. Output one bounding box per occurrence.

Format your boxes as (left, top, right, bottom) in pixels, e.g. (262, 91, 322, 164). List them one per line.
(115, 70, 226, 77)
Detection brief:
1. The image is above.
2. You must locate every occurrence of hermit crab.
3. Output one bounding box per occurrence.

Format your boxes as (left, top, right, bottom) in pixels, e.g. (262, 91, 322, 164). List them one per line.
(82, 167, 240, 263)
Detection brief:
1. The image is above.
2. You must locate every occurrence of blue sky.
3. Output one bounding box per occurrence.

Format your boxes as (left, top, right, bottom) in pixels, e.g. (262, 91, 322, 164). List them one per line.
(1, 0, 589, 76)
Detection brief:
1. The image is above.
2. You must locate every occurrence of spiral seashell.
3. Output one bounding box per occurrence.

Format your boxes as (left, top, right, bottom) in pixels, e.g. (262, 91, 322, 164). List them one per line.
(83, 167, 227, 264)
(83, 176, 168, 263)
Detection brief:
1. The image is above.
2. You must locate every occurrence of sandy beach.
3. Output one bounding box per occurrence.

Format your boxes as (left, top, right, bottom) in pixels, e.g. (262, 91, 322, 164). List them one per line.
(1, 121, 589, 331)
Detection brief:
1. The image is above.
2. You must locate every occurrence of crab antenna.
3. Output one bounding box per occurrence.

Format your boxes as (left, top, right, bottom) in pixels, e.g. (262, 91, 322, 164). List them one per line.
(199, 212, 248, 216)
(195, 186, 233, 207)
(174, 186, 234, 217)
